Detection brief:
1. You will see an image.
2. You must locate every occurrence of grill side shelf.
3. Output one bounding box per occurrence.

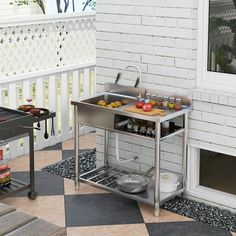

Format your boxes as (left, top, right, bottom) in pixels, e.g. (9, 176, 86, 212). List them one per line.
(0, 179, 30, 200)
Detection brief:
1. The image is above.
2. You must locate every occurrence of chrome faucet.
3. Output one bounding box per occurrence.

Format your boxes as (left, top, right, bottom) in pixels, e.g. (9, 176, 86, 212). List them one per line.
(116, 64, 142, 97)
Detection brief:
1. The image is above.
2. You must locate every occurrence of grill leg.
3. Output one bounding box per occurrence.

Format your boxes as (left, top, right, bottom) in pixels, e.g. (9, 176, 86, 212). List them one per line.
(28, 130, 37, 200)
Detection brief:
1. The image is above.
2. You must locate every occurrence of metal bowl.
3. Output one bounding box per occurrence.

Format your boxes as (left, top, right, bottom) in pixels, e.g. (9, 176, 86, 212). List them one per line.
(117, 174, 149, 194)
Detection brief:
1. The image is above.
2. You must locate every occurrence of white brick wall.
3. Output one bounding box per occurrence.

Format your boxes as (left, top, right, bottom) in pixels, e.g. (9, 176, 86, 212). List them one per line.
(96, 0, 197, 175)
(96, 0, 236, 176)
(189, 89, 236, 157)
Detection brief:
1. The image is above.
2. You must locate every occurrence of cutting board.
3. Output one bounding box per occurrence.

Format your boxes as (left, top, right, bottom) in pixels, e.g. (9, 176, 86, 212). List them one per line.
(124, 106, 166, 116)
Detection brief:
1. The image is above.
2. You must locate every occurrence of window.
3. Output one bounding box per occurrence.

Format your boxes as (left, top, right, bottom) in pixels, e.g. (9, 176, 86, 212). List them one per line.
(200, 149, 236, 196)
(187, 145, 236, 210)
(198, 0, 236, 91)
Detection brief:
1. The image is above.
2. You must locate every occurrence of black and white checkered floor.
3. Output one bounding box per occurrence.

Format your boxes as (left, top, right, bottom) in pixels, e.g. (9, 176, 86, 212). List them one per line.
(1, 134, 235, 236)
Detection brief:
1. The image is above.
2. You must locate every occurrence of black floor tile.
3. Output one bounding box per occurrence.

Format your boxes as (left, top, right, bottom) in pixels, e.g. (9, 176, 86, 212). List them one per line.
(65, 193, 144, 227)
(62, 150, 74, 160)
(43, 142, 62, 150)
(146, 221, 232, 236)
(11, 171, 64, 197)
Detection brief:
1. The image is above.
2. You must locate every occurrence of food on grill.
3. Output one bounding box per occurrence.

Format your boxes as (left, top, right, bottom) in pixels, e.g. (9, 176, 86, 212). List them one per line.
(0, 116, 6, 122)
(97, 100, 123, 108)
(0, 164, 9, 172)
(0, 150, 3, 160)
(0, 171, 11, 187)
(30, 108, 41, 117)
(18, 104, 35, 112)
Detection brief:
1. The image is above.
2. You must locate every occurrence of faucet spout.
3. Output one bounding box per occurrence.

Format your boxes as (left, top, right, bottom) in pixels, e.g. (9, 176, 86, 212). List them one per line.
(123, 65, 142, 97)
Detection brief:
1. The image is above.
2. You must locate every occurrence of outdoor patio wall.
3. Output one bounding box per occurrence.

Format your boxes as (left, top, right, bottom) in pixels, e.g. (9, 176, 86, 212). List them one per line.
(189, 89, 236, 156)
(96, 0, 236, 177)
(95, 0, 198, 174)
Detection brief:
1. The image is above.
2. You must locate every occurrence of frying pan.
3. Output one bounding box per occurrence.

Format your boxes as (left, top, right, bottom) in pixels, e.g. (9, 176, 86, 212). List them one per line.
(117, 174, 149, 194)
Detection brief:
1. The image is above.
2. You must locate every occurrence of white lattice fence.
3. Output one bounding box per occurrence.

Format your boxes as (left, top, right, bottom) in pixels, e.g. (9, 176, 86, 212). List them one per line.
(0, 63, 95, 159)
(0, 13, 95, 78)
(0, 13, 96, 159)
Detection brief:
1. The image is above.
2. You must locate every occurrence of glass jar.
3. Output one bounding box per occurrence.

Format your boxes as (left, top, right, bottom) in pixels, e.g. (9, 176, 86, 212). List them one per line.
(162, 96, 169, 108)
(175, 98, 182, 110)
(168, 97, 175, 109)
(139, 121, 147, 135)
(145, 93, 151, 100)
(127, 119, 134, 132)
(132, 119, 140, 133)
(146, 122, 155, 137)
(150, 94, 157, 106)
(156, 95, 163, 107)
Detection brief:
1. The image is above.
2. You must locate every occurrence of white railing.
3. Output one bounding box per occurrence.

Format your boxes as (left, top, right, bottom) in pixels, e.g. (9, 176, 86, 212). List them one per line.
(0, 13, 96, 159)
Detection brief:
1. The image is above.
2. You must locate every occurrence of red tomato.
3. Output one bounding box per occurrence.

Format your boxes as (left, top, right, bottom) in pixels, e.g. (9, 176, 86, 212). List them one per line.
(142, 103, 153, 112)
(136, 101, 144, 109)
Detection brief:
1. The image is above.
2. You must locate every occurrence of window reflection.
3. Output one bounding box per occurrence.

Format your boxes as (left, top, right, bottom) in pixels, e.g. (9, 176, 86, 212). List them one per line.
(208, 0, 236, 74)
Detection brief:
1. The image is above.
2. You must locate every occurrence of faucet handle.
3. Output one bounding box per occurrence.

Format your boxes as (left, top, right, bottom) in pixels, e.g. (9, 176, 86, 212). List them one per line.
(115, 72, 121, 84)
(134, 77, 140, 88)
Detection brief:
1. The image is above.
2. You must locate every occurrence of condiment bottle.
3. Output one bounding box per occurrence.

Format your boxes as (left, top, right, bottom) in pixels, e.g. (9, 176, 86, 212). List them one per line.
(127, 119, 133, 132)
(145, 93, 151, 100)
(146, 122, 155, 137)
(175, 98, 182, 110)
(150, 94, 157, 106)
(139, 121, 147, 135)
(139, 125, 147, 135)
(162, 96, 169, 109)
(132, 119, 140, 133)
(168, 97, 175, 109)
(156, 95, 163, 107)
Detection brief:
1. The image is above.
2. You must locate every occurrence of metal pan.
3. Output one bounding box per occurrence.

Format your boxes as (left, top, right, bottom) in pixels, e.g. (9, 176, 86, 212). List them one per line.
(117, 174, 149, 194)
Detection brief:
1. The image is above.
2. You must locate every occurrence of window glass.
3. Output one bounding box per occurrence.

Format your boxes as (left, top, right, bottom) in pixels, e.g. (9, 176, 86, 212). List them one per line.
(208, 0, 236, 74)
(200, 149, 236, 195)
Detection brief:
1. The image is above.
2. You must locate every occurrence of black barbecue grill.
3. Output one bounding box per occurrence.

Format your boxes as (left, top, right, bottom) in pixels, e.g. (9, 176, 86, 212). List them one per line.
(0, 107, 34, 140)
(0, 106, 56, 200)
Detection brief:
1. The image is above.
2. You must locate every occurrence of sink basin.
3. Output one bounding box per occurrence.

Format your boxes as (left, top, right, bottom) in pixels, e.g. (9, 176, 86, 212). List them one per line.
(71, 93, 137, 130)
(81, 93, 136, 107)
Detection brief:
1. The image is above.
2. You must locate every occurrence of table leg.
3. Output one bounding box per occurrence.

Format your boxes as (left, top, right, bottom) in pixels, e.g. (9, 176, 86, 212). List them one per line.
(182, 113, 188, 197)
(74, 106, 80, 190)
(104, 130, 109, 170)
(154, 122, 161, 216)
(28, 130, 37, 200)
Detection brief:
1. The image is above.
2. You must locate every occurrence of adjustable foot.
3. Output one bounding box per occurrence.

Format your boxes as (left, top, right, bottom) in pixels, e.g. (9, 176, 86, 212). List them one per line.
(28, 191, 38, 200)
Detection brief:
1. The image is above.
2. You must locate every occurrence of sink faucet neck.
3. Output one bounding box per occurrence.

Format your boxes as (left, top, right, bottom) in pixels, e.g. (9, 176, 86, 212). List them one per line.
(122, 64, 142, 97)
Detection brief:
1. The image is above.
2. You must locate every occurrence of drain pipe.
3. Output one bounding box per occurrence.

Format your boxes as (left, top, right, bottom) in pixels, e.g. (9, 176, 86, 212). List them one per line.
(115, 133, 137, 163)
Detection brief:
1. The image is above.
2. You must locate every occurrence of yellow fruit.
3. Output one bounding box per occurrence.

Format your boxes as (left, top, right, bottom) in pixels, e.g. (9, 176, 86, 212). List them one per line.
(97, 100, 106, 106)
(107, 104, 113, 108)
(110, 102, 117, 108)
(115, 101, 122, 107)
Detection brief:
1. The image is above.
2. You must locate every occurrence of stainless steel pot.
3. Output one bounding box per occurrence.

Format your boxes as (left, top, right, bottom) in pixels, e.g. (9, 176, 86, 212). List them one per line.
(117, 174, 149, 194)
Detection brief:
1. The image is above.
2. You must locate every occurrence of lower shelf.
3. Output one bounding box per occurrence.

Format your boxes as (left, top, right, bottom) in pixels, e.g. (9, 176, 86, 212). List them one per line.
(0, 179, 30, 200)
(80, 166, 183, 206)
